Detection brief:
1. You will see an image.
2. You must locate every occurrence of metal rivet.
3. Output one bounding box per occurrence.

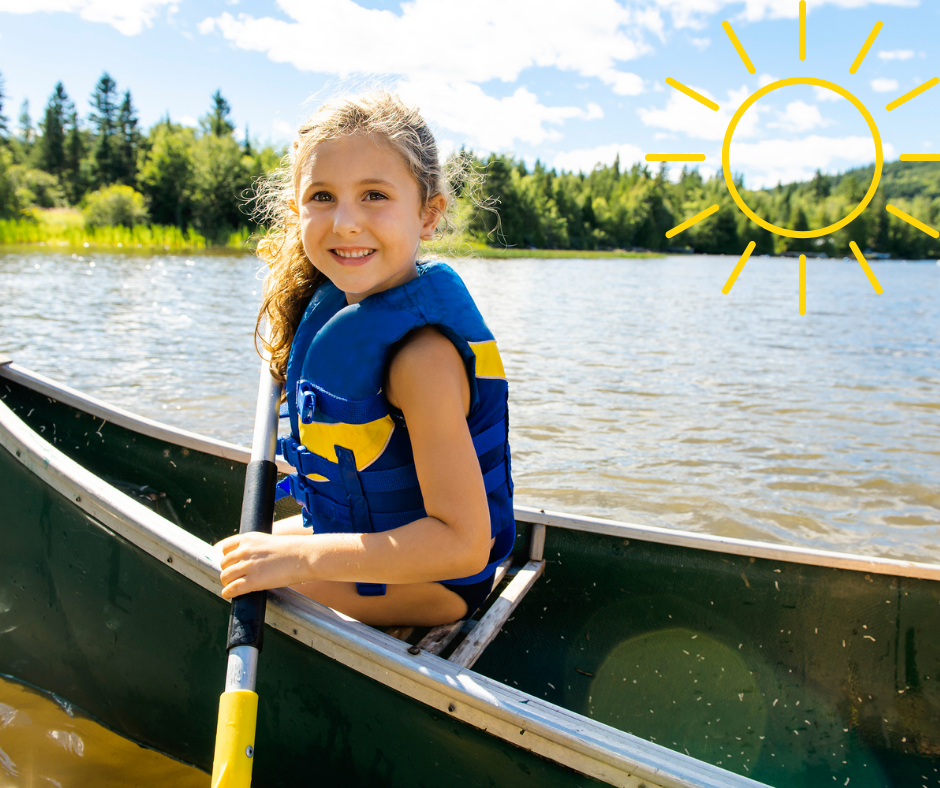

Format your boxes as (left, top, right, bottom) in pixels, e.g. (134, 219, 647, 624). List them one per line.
(246, 745, 254, 758)
(448, 703, 456, 713)
(407, 645, 421, 655)
(75, 496, 81, 503)
(167, 557, 173, 564)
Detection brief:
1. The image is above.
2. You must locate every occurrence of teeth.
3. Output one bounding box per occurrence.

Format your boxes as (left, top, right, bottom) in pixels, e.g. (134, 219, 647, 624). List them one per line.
(333, 249, 375, 259)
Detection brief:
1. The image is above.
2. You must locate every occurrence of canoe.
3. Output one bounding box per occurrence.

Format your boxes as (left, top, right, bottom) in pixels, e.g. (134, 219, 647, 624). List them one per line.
(1, 358, 938, 788)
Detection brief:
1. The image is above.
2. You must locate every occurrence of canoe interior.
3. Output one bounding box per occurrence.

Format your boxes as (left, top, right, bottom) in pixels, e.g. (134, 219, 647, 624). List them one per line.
(3, 374, 940, 787)
(0, 432, 606, 787)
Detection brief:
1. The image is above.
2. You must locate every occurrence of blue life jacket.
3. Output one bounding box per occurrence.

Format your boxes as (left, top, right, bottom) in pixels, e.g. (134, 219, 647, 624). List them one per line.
(276, 261, 515, 597)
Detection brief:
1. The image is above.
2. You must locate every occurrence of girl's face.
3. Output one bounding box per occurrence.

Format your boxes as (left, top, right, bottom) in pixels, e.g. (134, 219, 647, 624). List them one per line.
(296, 134, 443, 304)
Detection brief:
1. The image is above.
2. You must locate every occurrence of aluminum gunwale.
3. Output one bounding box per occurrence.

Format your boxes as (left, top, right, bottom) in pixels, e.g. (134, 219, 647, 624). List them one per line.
(5, 361, 938, 581)
(0, 395, 765, 788)
(0, 362, 294, 473)
(515, 506, 940, 581)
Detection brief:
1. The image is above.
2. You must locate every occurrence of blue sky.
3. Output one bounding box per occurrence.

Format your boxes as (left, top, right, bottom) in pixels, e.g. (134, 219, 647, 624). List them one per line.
(1, 0, 938, 188)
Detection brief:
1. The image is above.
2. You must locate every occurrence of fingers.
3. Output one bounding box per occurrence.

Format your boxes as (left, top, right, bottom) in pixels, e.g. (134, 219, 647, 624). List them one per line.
(215, 534, 241, 553)
(221, 578, 251, 599)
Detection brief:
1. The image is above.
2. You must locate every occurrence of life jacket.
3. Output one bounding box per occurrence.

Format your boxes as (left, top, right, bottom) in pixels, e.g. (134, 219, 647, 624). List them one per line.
(276, 261, 515, 597)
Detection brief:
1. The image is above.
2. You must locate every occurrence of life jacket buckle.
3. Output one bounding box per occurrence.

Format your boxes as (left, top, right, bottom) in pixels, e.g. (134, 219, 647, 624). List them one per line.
(296, 380, 316, 425)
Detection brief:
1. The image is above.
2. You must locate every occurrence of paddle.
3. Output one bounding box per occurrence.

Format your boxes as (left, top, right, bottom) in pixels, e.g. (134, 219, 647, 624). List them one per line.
(210, 341, 283, 788)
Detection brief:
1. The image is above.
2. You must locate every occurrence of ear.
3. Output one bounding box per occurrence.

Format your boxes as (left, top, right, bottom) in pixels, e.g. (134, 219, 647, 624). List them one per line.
(420, 193, 446, 240)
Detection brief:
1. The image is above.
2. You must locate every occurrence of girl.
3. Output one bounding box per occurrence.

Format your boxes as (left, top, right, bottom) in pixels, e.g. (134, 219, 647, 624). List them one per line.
(217, 91, 514, 628)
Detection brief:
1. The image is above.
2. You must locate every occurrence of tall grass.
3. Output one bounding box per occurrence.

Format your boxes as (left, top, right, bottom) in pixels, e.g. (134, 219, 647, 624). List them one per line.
(0, 213, 252, 251)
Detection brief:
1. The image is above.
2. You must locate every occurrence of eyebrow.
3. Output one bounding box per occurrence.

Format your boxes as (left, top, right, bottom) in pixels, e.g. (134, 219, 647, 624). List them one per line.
(306, 178, 395, 188)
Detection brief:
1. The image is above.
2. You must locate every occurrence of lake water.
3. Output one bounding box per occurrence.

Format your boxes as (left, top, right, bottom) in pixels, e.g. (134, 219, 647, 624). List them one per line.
(1, 248, 939, 784)
(3, 248, 938, 561)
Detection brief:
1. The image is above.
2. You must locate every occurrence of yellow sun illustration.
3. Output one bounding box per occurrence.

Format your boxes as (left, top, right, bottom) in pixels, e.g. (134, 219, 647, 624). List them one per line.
(645, 0, 940, 315)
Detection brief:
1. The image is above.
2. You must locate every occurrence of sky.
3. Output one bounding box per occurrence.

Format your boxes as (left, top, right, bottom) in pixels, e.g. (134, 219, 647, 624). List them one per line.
(1, 0, 938, 189)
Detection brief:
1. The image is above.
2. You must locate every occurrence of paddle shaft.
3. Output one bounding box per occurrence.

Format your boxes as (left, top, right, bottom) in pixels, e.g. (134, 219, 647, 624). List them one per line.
(212, 352, 281, 788)
(226, 355, 281, 681)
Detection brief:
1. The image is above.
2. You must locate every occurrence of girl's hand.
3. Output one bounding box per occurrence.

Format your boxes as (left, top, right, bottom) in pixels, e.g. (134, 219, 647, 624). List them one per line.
(216, 532, 313, 599)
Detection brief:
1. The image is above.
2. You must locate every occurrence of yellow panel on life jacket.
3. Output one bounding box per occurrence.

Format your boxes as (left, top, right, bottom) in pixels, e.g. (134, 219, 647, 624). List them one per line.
(470, 340, 506, 380)
(298, 415, 395, 477)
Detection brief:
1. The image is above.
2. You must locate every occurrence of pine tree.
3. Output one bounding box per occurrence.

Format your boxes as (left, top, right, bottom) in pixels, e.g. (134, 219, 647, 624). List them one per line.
(242, 123, 252, 156)
(18, 99, 33, 145)
(116, 89, 140, 186)
(89, 73, 121, 186)
(63, 108, 86, 203)
(38, 82, 71, 178)
(201, 90, 235, 137)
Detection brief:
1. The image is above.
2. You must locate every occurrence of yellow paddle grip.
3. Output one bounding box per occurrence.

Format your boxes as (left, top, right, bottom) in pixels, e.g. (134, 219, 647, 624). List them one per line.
(211, 689, 259, 788)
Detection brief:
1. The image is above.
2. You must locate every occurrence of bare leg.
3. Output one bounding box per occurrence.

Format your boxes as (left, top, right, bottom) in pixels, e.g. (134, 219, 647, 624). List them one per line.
(289, 578, 468, 628)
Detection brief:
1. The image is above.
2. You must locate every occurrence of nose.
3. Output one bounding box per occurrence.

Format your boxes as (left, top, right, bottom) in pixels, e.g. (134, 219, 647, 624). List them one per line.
(332, 200, 361, 236)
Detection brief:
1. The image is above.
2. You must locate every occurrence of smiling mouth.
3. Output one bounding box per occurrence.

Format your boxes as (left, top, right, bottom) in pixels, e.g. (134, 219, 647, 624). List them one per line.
(331, 248, 376, 259)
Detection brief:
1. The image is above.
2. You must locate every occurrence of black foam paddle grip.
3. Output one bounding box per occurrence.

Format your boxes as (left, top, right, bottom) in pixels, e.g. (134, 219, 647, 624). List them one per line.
(226, 458, 278, 652)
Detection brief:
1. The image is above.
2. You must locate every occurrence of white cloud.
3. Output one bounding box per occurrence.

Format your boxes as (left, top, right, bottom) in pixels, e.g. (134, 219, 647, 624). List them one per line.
(757, 74, 779, 88)
(397, 78, 598, 151)
(726, 135, 895, 189)
(0, 0, 174, 34)
(551, 142, 646, 174)
(767, 100, 833, 133)
(690, 37, 711, 52)
(878, 49, 915, 61)
(653, 0, 918, 29)
(638, 83, 765, 142)
(871, 78, 900, 92)
(197, 0, 658, 148)
(813, 86, 842, 102)
(178, 115, 198, 127)
(200, 0, 652, 86)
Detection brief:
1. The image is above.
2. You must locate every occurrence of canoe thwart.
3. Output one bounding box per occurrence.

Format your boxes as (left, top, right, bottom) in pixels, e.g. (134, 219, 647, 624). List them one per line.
(406, 555, 515, 656)
(529, 523, 546, 561)
(449, 559, 546, 669)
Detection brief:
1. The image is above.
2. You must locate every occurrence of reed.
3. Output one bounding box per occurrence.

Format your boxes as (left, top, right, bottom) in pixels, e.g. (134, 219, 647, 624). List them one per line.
(0, 216, 252, 251)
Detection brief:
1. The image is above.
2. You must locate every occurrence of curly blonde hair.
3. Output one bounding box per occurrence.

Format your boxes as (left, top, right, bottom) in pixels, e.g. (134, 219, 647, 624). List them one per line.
(253, 90, 458, 380)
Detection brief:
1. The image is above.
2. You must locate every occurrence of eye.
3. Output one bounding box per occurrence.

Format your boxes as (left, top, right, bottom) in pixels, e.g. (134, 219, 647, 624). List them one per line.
(310, 191, 332, 203)
(364, 190, 387, 201)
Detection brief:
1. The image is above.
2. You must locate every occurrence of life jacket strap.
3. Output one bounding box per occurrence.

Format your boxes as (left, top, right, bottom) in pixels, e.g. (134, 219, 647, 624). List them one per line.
(280, 435, 509, 497)
(278, 436, 420, 492)
(281, 473, 426, 532)
(295, 379, 389, 425)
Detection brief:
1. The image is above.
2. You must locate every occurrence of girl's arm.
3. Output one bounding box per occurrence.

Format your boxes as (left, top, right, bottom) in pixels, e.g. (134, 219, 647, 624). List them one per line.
(217, 326, 493, 599)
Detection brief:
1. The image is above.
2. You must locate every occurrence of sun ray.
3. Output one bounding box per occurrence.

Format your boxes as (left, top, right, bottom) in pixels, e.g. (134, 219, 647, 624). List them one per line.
(645, 154, 707, 162)
(850, 21, 883, 74)
(665, 204, 719, 239)
(799, 255, 807, 315)
(886, 204, 940, 238)
(799, 1, 807, 61)
(722, 242, 756, 294)
(849, 242, 883, 294)
(722, 21, 756, 75)
(886, 77, 940, 111)
(899, 154, 940, 161)
(665, 78, 720, 111)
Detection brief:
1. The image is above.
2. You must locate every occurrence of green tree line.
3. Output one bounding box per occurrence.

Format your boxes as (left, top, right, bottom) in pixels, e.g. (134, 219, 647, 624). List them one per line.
(2, 69, 938, 257)
(463, 151, 940, 260)
(0, 71, 281, 243)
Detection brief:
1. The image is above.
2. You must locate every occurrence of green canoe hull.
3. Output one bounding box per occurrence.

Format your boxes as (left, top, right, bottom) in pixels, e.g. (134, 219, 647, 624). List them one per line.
(3, 363, 938, 787)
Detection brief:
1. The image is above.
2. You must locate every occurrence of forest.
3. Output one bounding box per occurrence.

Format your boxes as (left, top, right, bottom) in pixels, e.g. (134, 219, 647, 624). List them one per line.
(2, 70, 939, 259)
